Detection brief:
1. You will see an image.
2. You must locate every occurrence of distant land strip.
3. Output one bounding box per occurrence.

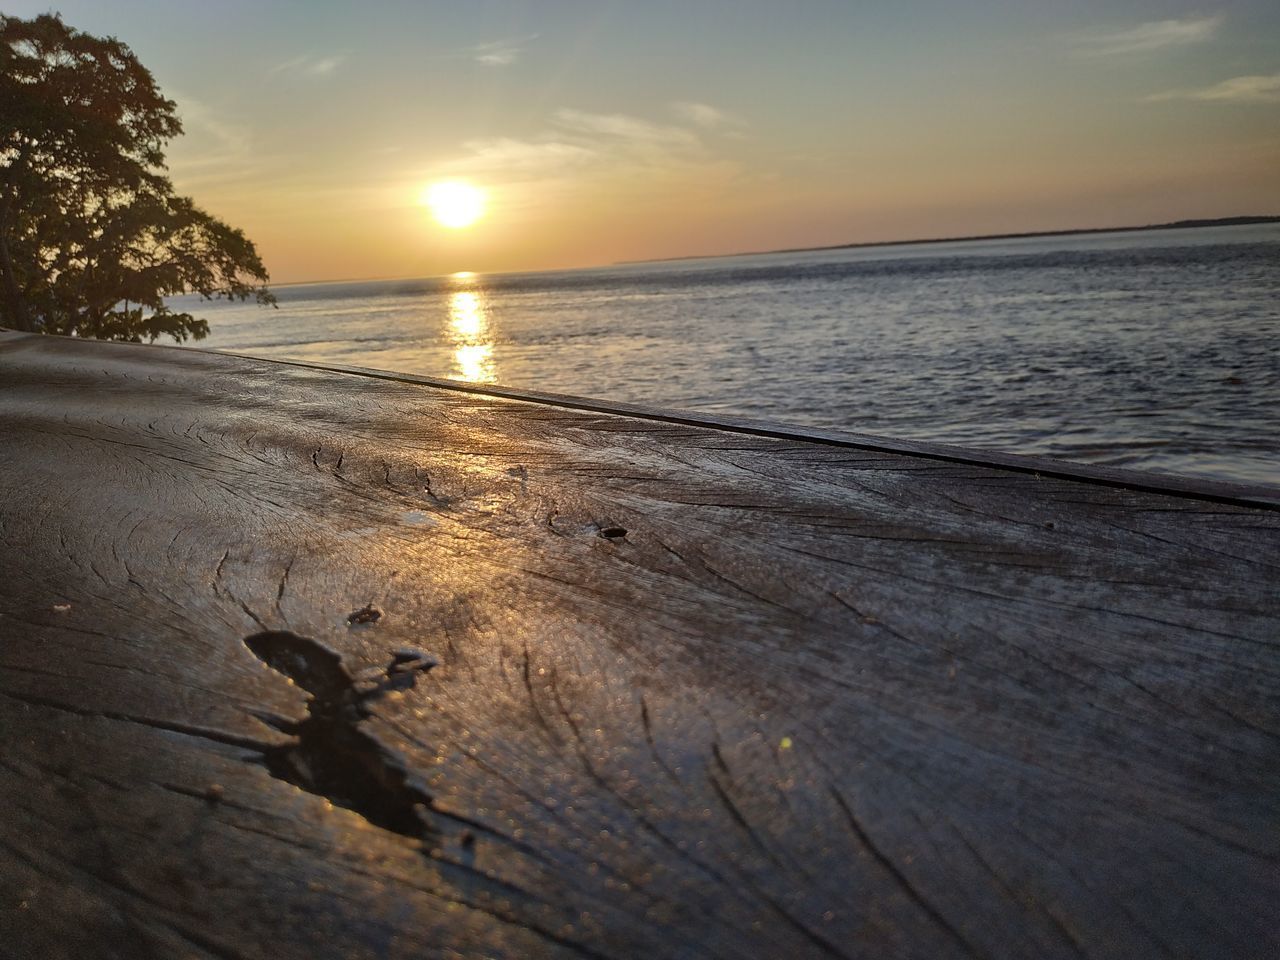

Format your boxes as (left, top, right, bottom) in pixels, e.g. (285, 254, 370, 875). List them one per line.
(619, 215, 1280, 266)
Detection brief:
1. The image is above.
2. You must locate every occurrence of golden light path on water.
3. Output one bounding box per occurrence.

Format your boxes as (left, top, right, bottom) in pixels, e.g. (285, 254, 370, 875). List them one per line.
(445, 276, 497, 383)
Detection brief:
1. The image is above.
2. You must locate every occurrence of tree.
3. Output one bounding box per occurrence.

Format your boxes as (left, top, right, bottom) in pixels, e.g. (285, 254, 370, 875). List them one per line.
(0, 13, 274, 343)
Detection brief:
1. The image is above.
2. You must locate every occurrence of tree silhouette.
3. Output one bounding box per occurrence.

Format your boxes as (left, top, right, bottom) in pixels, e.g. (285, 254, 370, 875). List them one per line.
(0, 13, 274, 342)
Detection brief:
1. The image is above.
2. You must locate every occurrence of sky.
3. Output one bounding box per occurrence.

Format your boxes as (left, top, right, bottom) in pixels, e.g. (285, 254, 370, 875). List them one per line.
(7, 1, 1280, 283)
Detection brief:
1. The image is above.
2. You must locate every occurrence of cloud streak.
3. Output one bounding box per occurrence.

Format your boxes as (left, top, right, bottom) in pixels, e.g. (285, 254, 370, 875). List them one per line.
(269, 53, 346, 77)
(428, 106, 746, 212)
(553, 108, 699, 147)
(1072, 15, 1221, 56)
(670, 101, 745, 132)
(164, 92, 287, 191)
(1147, 72, 1280, 103)
(444, 137, 600, 176)
(172, 94, 250, 158)
(437, 108, 701, 180)
(470, 34, 538, 66)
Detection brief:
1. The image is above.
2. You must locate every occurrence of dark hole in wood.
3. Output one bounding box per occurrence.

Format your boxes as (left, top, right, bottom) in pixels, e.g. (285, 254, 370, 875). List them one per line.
(243, 631, 434, 844)
(599, 526, 627, 540)
(244, 631, 349, 699)
(347, 602, 383, 625)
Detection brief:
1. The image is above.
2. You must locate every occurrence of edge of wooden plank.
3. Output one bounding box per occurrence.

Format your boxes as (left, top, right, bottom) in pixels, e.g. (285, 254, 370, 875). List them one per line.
(214, 352, 1280, 511)
(3, 329, 1277, 510)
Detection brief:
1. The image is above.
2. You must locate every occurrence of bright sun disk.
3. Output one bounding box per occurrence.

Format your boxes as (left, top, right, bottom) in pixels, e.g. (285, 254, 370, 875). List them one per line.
(422, 181, 485, 229)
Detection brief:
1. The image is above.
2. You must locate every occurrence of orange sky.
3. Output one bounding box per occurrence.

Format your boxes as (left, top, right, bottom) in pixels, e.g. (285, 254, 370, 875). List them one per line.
(14, 2, 1279, 283)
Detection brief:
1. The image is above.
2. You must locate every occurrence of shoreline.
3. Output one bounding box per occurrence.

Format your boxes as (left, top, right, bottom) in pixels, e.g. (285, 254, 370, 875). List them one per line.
(616, 214, 1280, 266)
(268, 215, 1280, 287)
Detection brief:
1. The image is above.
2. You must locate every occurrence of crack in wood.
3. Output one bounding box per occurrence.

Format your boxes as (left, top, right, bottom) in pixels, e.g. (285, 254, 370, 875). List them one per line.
(242, 631, 437, 847)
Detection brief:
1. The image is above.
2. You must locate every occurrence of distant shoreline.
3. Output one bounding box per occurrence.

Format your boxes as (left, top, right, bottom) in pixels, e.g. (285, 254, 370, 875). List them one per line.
(270, 215, 1280, 287)
(616, 215, 1280, 267)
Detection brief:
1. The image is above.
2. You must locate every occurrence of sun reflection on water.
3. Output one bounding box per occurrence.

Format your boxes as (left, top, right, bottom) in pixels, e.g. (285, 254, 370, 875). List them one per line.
(445, 282, 497, 383)
(454, 342, 495, 382)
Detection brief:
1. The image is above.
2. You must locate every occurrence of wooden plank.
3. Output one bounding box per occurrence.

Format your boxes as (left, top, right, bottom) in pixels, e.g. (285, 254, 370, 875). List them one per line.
(1, 329, 1277, 960)
(221, 351, 1280, 511)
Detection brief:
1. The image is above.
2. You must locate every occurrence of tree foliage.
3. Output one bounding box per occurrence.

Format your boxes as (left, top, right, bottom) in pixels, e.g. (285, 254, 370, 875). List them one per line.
(0, 13, 273, 342)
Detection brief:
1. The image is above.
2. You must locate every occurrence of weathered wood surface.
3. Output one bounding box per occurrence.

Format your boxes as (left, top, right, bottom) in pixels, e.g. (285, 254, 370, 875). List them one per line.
(1, 330, 1277, 960)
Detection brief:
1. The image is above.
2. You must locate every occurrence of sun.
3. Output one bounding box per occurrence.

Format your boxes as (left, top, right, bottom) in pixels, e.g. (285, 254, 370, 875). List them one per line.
(421, 180, 485, 229)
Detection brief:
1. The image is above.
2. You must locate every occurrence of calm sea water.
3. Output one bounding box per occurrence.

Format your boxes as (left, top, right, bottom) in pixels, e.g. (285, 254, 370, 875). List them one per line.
(173, 223, 1280, 487)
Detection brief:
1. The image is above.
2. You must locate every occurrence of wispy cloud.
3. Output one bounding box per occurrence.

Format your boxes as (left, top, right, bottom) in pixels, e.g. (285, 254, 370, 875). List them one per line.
(437, 108, 701, 180)
(172, 94, 250, 158)
(469, 33, 538, 66)
(427, 106, 745, 211)
(670, 101, 745, 132)
(445, 137, 600, 176)
(164, 91, 261, 187)
(1072, 15, 1222, 57)
(269, 53, 346, 77)
(1147, 72, 1280, 103)
(553, 108, 699, 147)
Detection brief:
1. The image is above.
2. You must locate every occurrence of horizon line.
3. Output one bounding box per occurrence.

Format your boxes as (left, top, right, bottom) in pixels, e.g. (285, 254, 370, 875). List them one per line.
(272, 214, 1280, 288)
(615, 214, 1280, 267)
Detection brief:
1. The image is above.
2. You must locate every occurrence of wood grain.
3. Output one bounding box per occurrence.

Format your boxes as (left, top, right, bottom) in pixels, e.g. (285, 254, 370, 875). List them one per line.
(1, 330, 1277, 960)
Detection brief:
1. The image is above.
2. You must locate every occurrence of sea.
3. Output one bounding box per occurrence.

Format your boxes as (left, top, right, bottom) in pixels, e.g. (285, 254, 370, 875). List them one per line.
(172, 222, 1280, 487)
